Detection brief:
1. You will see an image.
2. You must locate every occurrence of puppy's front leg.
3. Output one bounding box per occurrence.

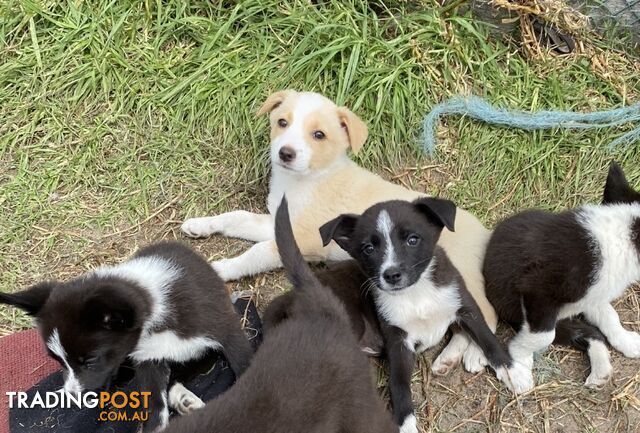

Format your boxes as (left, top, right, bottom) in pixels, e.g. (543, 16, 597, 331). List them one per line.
(182, 211, 273, 242)
(457, 300, 511, 370)
(457, 293, 532, 394)
(382, 323, 417, 433)
(136, 361, 171, 432)
(212, 240, 282, 281)
(585, 303, 640, 358)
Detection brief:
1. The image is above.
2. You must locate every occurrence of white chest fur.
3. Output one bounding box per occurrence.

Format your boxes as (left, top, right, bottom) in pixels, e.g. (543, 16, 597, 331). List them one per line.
(267, 159, 350, 217)
(560, 204, 640, 319)
(376, 276, 461, 352)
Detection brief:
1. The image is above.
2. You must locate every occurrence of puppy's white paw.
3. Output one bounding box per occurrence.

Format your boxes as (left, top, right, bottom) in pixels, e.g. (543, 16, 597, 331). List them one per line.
(585, 369, 612, 389)
(181, 216, 221, 238)
(463, 343, 488, 373)
(611, 331, 640, 358)
(496, 362, 534, 395)
(585, 340, 612, 389)
(432, 352, 461, 376)
(168, 383, 205, 415)
(399, 414, 419, 433)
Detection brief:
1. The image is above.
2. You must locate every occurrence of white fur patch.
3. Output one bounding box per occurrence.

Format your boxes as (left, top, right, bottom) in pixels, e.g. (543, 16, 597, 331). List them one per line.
(375, 260, 461, 353)
(585, 340, 612, 388)
(560, 204, 640, 319)
(495, 361, 534, 394)
(431, 332, 469, 376)
(47, 329, 82, 393)
(399, 414, 418, 433)
(212, 240, 282, 282)
(500, 321, 554, 394)
(585, 303, 640, 358)
(377, 209, 398, 287)
(462, 341, 489, 373)
(181, 211, 274, 242)
(93, 256, 182, 330)
(508, 322, 555, 368)
(130, 331, 222, 363)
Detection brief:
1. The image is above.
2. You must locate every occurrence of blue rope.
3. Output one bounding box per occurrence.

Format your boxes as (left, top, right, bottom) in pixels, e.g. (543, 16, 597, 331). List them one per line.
(421, 95, 640, 154)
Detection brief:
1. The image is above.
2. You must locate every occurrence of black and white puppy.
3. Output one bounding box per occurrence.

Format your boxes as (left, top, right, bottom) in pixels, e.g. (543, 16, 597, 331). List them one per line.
(0, 241, 253, 432)
(320, 198, 525, 433)
(483, 162, 640, 392)
(163, 197, 397, 433)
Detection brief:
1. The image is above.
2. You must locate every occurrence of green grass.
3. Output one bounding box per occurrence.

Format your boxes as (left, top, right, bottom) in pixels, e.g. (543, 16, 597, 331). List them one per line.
(2, 0, 639, 322)
(1, 0, 639, 314)
(1, 1, 640, 430)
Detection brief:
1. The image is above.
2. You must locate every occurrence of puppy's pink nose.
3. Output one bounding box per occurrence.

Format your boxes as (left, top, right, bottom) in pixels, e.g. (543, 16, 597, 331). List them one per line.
(279, 146, 296, 163)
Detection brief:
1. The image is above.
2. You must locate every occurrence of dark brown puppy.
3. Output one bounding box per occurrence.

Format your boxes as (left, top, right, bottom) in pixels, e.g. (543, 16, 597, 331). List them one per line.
(163, 197, 397, 433)
(263, 260, 384, 356)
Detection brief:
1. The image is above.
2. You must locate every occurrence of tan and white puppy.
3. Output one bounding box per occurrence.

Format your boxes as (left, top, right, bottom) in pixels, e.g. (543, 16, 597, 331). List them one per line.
(182, 90, 495, 376)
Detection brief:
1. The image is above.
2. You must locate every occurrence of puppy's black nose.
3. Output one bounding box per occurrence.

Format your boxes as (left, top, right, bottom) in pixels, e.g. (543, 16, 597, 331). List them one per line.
(383, 267, 402, 285)
(279, 146, 296, 163)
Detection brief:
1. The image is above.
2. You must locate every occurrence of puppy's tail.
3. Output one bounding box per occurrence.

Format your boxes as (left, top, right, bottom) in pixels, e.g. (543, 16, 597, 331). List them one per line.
(275, 196, 318, 290)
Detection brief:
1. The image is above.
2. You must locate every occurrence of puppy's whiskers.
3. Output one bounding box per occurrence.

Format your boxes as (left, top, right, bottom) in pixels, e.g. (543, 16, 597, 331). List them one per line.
(411, 257, 431, 269)
(360, 276, 378, 297)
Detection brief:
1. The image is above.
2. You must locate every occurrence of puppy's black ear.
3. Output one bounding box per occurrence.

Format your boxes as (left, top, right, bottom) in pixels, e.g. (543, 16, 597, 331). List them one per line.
(0, 281, 56, 316)
(603, 162, 640, 204)
(414, 197, 457, 232)
(319, 214, 359, 250)
(84, 294, 137, 331)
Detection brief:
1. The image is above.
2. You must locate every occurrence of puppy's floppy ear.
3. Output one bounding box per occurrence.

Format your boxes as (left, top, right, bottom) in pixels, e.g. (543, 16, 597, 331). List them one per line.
(257, 90, 294, 116)
(0, 281, 56, 316)
(414, 197, 457, 232)
(319, 214, 359, 250)
(603, 162, 640, 204)
(336, 107, 368, 154)
(84, 293, 138, 331)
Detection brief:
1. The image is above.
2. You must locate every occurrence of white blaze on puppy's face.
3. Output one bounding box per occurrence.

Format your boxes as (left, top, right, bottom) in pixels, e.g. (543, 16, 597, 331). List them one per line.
(258, 90, 368, 173)
(47, 329, 83, 393)
(377, 209, 398, 290)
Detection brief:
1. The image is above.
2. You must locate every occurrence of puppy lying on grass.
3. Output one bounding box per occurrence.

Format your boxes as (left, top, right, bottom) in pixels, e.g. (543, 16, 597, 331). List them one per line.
(164, 197, 397, 433)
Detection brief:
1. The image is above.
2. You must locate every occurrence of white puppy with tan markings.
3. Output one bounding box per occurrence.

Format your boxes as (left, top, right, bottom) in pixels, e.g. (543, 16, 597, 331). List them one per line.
(182, 90, 495, 376)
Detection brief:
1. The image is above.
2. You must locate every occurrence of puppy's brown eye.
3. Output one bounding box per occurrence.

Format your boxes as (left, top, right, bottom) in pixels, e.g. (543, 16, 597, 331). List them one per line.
(362, 244, 374, 255)
(277, 119, 288, 128)
(313, 130, 325, 140)
(407, 235, 420, 246)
